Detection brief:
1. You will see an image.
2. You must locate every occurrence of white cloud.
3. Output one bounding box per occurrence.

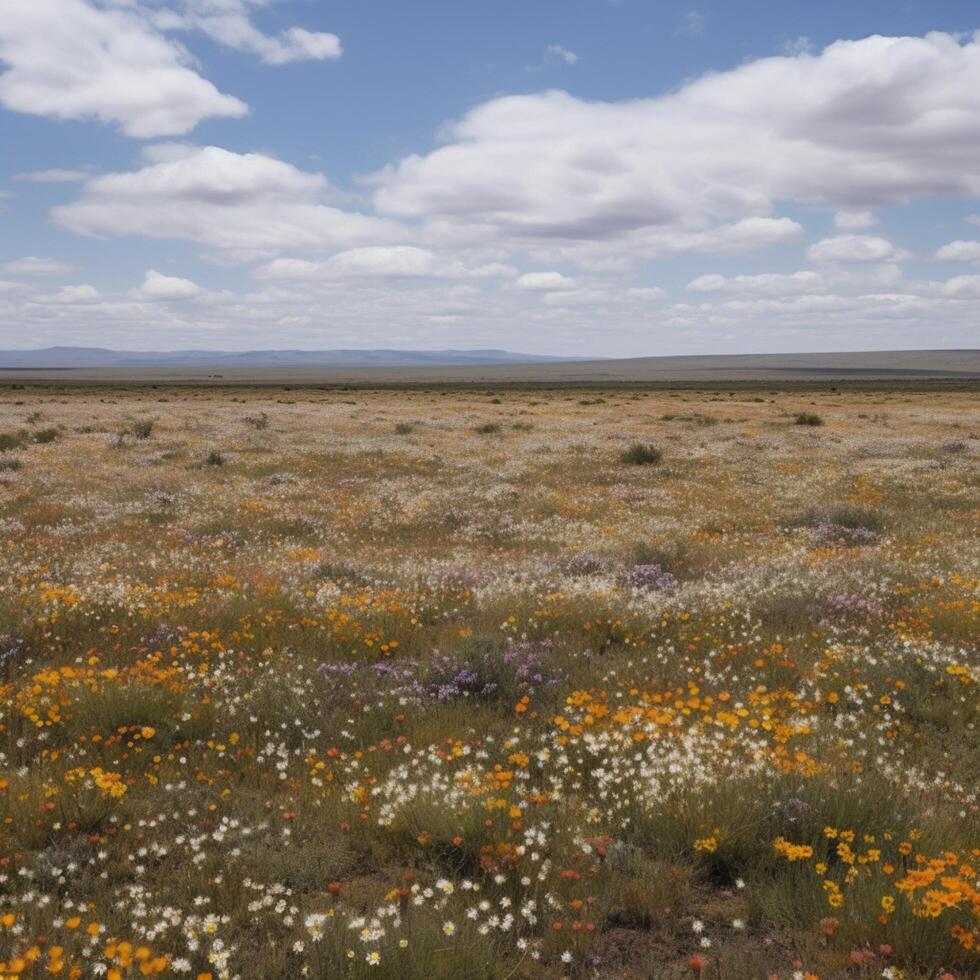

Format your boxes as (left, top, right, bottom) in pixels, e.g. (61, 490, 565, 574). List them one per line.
(833, 210, 877, 230)
(807, 235, 907, 264)
(54, 146, 403, 260)
(132, 269, 203, 300)
(256, 247, 514, 281)
(515, 271, 576, 290)
(545, 45, 579, 66)
(13, 168, 89, 183)
(935, 240, 980, 262)
(0, 0, 248, 137)
(51, 284, 101, 303)
(942, 274, 980, 298)
(158, 1, 342, 66)
(3, 261, 980, 354)
(1, 256, 77, 277)
(687, 271, 821, 295)
(375, 32, 980, 266)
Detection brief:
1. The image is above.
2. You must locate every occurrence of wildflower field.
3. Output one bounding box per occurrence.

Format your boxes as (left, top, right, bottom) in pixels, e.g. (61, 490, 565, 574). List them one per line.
(0, 382, 977, 980)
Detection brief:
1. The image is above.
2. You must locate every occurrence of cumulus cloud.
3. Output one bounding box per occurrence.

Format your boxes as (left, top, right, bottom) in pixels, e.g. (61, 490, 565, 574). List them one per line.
(256, 247, 514, 281)
(807, 235, 907, 264)
(157, 1, 342, 65)
(834, 210, 877, 230)
(515, 271, 576, 290)
(0, 0, 248, 137)
(935, 240, 980, 262)
(942, 274, 980, 298)
(54, 146, 403, 259)
(374, 32, 980, 266)
(1, 256, 78, 277)
(132, 269, 203, 300)
(51, 284, 101, 303)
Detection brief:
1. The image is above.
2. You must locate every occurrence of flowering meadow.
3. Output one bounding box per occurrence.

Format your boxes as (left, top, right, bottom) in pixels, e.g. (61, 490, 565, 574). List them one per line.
(0, 383, 977, 980)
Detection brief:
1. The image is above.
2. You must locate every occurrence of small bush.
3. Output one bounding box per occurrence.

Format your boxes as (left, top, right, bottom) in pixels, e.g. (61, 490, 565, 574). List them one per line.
(244, 412, 269, 430)
(0, 431, 26, 452)
(394, 422, 415, 435)
(475, 423, 500, 435)
(33, 427, 60, 444)
(205, 450, 225, 466)
(794, 412, 824, 427)
(131, 419, 154, 440)
(620, 443, 662, 465)
(0, 456, 22, 472)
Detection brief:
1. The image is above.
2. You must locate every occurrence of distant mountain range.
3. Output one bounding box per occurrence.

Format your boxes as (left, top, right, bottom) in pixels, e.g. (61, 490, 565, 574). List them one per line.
(0, 347, 580, 368)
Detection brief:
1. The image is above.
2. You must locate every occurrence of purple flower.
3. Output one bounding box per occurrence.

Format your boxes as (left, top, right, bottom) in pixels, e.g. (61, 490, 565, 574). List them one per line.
(624, 563, 678, 592)
(812, 523, 877, 546)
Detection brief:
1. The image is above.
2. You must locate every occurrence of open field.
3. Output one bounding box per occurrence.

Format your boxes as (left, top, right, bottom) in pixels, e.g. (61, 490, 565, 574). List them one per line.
(0, 383, 977, 979)
(1, 349, 977, 387)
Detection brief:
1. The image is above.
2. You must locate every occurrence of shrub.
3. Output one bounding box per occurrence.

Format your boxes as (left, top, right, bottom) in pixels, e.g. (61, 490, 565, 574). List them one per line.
(794, 412, 824, 427)
(33, 427, 60, 444)
(0, 456, 22, 472)
(244, 412, 269, 430)
(620, 443, 662, 465)
(475, 423, 500, 435)
(0, 430, 27, 451)
(394, 422, 415, 435)
(205, 450, 225, 466)
(131, 419, 154, 440)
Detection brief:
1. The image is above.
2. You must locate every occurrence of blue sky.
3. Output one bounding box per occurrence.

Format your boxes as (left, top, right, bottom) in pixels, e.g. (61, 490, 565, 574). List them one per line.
(1, 1, 980, 355)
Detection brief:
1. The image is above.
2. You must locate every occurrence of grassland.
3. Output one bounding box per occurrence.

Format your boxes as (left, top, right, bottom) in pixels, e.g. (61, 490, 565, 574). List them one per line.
(0, 383, 977, 979)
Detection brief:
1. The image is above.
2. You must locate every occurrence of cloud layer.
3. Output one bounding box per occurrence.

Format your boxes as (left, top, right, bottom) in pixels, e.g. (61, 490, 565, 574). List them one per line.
(4, 25, 980, 353)
(374, 32, 980, 267)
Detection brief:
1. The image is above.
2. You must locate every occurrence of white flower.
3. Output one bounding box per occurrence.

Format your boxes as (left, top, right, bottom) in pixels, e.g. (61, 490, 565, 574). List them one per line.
(442, 921, 456, 936)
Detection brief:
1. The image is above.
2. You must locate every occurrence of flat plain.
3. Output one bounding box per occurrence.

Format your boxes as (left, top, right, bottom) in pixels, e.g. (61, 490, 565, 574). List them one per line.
(0, 382, 977, 979)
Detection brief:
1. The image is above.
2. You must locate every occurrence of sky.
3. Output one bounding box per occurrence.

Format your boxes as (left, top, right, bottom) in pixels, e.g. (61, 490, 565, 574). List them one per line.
(1, 1, 980, 356)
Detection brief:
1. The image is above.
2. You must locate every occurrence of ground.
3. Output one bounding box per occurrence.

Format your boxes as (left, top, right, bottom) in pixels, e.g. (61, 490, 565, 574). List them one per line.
(0, 382, 977, 979)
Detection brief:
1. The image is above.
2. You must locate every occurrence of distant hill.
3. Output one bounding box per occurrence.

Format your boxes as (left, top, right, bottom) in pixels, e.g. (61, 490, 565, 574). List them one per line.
(0, 347, 579, 369)
(0, 348, 976, 384)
